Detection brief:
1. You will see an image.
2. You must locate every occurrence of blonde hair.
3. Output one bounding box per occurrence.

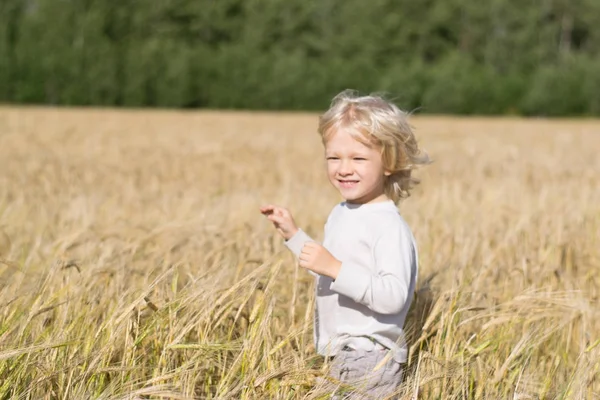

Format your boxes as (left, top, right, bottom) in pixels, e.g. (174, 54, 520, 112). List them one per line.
(318, 90, 431, 202)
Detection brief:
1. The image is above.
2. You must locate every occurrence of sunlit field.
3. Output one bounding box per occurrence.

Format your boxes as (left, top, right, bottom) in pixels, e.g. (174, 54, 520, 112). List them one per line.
(0, 107, 598, 399)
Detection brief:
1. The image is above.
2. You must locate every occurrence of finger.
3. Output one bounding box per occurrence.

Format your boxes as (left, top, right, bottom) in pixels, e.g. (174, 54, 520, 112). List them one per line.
(267, 214, 286, 224)
(300, 244, 312, 255)
(303, 242, 318, 250)
(260, 204, 276, 214)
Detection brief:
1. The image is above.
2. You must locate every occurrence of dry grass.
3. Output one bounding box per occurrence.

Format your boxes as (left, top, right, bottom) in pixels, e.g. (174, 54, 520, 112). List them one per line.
(0, 107, 599, 399)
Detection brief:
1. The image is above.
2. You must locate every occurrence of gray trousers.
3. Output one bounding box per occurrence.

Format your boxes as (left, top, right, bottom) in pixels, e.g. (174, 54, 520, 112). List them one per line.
(322, 346, 403, 399)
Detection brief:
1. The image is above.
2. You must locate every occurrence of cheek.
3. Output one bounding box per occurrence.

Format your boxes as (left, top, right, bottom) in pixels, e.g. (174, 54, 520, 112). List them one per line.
(326, 163, 336, 177)
(363, 164, 386, 182)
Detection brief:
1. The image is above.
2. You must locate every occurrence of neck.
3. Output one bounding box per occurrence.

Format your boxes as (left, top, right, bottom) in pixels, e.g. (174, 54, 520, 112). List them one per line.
(346, 193, 390, 205)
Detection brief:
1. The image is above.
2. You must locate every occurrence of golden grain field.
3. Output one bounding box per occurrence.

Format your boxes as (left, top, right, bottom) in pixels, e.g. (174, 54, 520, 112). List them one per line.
(0, 107, 599, 399)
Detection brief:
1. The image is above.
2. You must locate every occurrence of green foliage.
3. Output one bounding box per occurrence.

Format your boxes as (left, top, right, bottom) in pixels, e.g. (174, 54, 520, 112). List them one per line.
(522, 55, 600, 116)
(421, 53, 527, 115)
(0, 0, 599, 115)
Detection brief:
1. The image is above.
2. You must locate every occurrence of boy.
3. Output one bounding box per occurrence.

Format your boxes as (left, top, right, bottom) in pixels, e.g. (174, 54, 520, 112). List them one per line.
(261, 90, 429, 398)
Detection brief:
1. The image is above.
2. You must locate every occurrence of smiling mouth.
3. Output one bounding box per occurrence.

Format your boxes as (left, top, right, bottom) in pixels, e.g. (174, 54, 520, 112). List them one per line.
(338, 180, 359, 188)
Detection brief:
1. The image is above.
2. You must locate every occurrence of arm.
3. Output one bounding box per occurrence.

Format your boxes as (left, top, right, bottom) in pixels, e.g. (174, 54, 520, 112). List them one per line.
(284, 229, 314, 257)
(286, 214, 342, 279)
(260, 204, 320, 277)
(330, 224, 415, 315)
(260, 205, 298, 240)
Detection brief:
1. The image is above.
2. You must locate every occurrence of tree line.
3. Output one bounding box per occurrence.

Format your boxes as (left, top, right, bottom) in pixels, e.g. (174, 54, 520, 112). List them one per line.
(1, 0, 599, 115)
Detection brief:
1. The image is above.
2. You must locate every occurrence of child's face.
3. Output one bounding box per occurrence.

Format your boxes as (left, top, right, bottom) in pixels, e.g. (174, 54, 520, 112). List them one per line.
(324, 129, 390, 205)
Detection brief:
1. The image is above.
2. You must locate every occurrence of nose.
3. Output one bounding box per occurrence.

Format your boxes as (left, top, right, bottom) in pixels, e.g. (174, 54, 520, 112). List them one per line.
(338, 159, 353, 176)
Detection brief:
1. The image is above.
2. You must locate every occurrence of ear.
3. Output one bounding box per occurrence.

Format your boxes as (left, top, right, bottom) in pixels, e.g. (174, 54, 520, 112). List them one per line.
(384, 170, 392, 176)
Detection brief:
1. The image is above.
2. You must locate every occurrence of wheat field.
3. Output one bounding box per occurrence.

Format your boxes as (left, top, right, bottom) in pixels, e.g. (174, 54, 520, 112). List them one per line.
(0, 107, 598, 399)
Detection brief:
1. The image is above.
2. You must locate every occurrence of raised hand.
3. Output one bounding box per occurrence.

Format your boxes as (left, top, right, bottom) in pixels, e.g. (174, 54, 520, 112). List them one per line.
(260, 204, 299, 240)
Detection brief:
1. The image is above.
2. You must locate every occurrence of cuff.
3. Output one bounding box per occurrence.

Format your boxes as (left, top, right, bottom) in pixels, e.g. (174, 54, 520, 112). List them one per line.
(284, 229, 314, 258)
(330, 262, 370, 301)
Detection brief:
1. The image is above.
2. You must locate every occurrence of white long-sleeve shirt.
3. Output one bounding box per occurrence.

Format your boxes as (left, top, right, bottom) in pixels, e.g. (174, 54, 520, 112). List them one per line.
(285, 200, 417, 363)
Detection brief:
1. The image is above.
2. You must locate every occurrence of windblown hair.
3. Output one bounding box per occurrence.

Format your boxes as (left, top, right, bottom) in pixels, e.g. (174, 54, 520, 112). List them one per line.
(318, 90, 431, 202)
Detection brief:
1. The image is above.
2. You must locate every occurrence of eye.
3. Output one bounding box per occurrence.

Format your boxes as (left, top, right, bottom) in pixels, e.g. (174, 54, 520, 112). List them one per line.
(354, 157, 366, 161)
(326, 157, 339, 161)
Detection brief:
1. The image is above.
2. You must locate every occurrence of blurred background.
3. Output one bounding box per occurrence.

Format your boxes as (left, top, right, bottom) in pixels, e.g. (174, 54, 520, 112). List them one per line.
(1, 0, 599, 116)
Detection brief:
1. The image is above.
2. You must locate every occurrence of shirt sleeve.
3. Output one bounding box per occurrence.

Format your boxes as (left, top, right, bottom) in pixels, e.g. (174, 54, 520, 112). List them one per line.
(284, 229, 314, 257)
(330, 223, 415, 315)
(284, 208, 334, 277)
(284, 229, 319, 278)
